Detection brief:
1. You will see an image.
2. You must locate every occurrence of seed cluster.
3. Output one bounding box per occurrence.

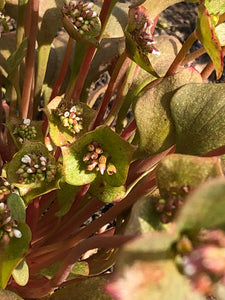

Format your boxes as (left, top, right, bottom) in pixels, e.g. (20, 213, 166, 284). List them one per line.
(62, 1, 99, 36)
(0, 178, 15, 197)
(0, 201, 22, 241)
(16, 153, 57, 184)
(155, 185, 190, 223)
(130, 7, 160, 55)
(54, 103, 83, 134)
(83, 141, 117, 175)
(13, 119, 37, 144)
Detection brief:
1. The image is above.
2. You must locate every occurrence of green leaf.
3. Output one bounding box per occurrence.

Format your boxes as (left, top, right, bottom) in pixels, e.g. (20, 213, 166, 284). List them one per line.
(156, 154, 223, 198)
(62, 126, 135, 187)
(55, 180, 80, 217)
(88, 177, 126, 203)
(106, 259, 204, 300)
(7, 193, 26, 222)
(196, 3, 223, 79)
(0, 289, 23, 300)
(12, 258, 29, 286)
(45, 96, 96, 147)
(0, 223, 31, 288)
(135, 67, 202, 155)
(0, 0, 6, 11)
(6, 141, 62, 203)
(48, 277, 113, 300)
(6, 38, 27, 75)
(170, 83, 225, 155)
(176, 178, 225, 233)
(125, 191, 166, 234)
(203, 0, 225, 15)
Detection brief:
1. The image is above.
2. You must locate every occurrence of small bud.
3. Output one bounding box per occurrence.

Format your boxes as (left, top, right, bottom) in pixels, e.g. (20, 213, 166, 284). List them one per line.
(13, 229, 22, 238)
(21, 155, 32, 164)
(106, 163, 117, 175)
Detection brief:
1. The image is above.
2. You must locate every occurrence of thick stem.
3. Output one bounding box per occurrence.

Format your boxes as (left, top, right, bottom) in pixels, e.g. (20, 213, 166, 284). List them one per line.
(20, 0, 39, 119)
(165, 31, 197, 77)
(181, 47, 206, 66)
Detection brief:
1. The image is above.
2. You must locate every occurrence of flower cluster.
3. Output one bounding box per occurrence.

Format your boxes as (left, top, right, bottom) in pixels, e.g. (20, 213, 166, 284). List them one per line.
(54, 102, 83, 134)
(0, 178, 15, 198)
(177, 230, 225, 297)
(155, 185, 190, 223)
(62, 1, 99, 36)
(16, 153, 57, 184)
(83, 141, 117, 175)
(128, 6, 160, 56)
(0, 201, 22, 241)
(13, 119, 37, 144)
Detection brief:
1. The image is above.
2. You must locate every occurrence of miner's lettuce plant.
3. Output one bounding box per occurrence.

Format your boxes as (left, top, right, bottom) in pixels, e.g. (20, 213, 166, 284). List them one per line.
(0, 0, 225, 299)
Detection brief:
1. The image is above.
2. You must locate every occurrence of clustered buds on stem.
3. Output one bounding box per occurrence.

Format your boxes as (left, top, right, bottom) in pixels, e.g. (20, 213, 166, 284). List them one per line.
(54, 102, 84, 134)
(155, 185, 190, 223)
(0, 201, 22, 241)
(176, 230, 225, 297)
(83, 141, 117, 175)
(62, 1, 99, 36)
(16, 153, 57, 184)
(128, 6, 160, 56)
(13, 119, 37, 144)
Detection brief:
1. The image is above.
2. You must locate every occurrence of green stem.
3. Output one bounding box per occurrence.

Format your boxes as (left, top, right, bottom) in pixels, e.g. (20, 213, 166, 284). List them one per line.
(20, 0, 39, 119)
(33, 44, 51, 118)
(165, 30, 197, 77)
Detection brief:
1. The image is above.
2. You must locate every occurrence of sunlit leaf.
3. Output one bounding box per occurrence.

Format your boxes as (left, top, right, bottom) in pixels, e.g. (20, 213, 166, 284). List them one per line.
(62, 126, 135, 187)
(135, 67, 202, 155)
(170, 83, 225, 155)
(156, 154, 224, 198)
(196, 3, 223, 79)
(203, 0, 225, 15)
(0, 223, 31, 288)
(6, 38, 28, 75)
(12, 258, 29, 286)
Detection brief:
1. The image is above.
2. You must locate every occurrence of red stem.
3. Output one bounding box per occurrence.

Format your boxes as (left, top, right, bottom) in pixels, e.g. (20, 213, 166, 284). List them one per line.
(120, 119, 137, 140)
(21, 0, 39, 119)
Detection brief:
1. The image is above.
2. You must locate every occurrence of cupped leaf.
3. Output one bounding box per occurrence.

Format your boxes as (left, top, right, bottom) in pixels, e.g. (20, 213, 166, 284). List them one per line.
(106, 259, 204, 300)
(6, 117, 43, 149)
(45, 96, 95, 146)
(6, 141, 62, 203)
(196, 3, 223, 79)
(48, 276, 112, 300)
(62, 126, 135, 187)
(55, 180, 80, 217)
(88, 177, 125, 203)
(135, 67, 202, 155)
(156, 154, 224, 198)
(7, 193, 26, 222)
(0, 223, 31, 288)
(170, 83, 225, 155)
(125, 190, 166, 235)
(12, 258, 29, 286)
(176, 178, 225, 233)
(0, 289, 23, 300)
(216, 22, 225, 46)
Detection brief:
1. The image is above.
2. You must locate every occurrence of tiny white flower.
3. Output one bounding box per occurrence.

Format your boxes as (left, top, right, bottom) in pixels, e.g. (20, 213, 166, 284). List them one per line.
(91, 11, 97, 18)
(40, 156, 47, 162)
(34, 164, 39, 168)
(13, 229, 22, 238)
(0, 202, 5, 210)
(4, 181, 10, 187)
(152, 49, 160, 56)
(86, 2, 94, 9)
(23, 118, 31, 126)
(21, 154, 32, 164)
(70, 106, 77, 113)
(27, 168, 33, 173)
(64, 111, 70, 118)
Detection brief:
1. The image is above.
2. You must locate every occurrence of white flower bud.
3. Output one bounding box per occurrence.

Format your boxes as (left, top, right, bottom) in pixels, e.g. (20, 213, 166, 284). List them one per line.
(21, 155, 32, 164)
(13, 229, 22, 238)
